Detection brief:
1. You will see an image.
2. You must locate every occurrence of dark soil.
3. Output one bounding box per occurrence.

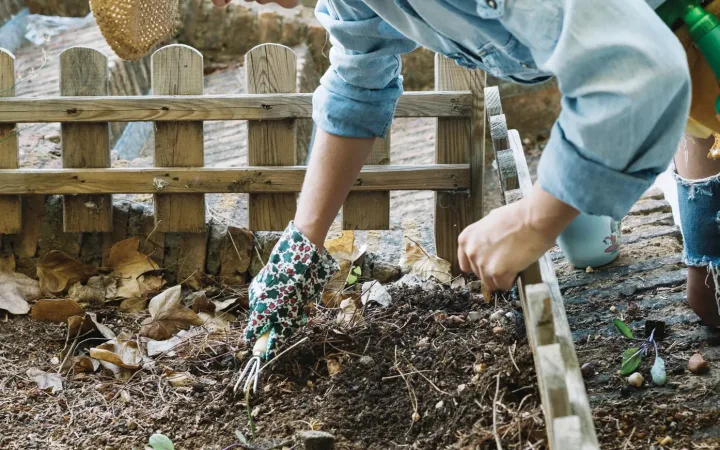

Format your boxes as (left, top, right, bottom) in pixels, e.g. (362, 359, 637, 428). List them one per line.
(0, 285, 544, 450)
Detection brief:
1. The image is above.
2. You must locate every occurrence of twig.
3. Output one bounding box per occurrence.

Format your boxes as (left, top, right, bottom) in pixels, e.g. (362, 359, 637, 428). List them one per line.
(508, 341, 520, 373)
(393, 346, 418, 433)
(493, 374, 504, 450)
(622, 426, 636, 449)
(258, 337, 309, 374)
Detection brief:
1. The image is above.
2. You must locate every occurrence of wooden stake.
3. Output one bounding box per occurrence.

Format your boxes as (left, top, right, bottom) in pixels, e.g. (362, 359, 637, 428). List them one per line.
(246, 44, 297, 231)
(151, 45, 206, 233)
(0, 48, 21, 234)
(60, 47, 112, 232)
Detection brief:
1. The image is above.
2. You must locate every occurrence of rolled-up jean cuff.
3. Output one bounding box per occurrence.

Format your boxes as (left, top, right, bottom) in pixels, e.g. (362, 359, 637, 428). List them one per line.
(673, 168, 720, 267)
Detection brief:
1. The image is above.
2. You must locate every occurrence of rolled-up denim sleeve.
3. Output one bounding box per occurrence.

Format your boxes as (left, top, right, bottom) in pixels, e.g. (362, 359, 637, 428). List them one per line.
(313, 0, 419, 138)
(502, 0, 691, 220)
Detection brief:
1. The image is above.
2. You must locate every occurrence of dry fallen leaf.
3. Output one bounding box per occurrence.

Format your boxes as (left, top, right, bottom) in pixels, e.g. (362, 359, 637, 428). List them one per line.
(335, 296, 363, 328)
(451, 276, 466, 289)
(26, 368, 63, 394)
(61, 355, 100, 374)
(360, 281, 391, 307)
(323, 231, 367, 307)
(197, 311, 236, 331)
(138, 272, 165, 296)
(31, 299, 84, 323)
(327, 358, 343, 377)
(36, 251, 97, 294)
(140, 286, 204, 340)
(90, 332, 142, 379)
(400, 240, 452, 284)
(0, 269, 42, 315)
(119, 297, 148, 314)
(67, 313, 116, 341)
(188, 291, 214, 313)
(108, 238, 160, 299)
(68, 276, 116, 304)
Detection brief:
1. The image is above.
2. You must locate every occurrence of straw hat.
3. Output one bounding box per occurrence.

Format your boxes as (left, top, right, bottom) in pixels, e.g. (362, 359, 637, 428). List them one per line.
(90, 0, 180, 60)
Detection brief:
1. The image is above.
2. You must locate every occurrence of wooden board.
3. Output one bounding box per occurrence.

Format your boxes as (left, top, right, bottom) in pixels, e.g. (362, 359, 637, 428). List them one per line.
(483, 86, 600, 450)
(246, 44, 297, 231)
(434, 54, 473, 275)
(343, 133, 390, 230)
(0, 165, 469, 194)
(151, 45, 205, 233)
(0, 91, 473, 122)
(0, 49, 21, 234)
(60, 47, 112, 233)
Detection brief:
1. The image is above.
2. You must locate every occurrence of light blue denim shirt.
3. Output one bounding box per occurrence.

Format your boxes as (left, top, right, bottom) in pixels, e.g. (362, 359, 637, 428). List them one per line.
(311, 0, 691, 221)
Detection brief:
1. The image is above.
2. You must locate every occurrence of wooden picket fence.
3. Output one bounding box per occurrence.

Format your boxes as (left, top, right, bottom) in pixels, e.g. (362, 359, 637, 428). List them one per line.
(0, 42, 483, 273)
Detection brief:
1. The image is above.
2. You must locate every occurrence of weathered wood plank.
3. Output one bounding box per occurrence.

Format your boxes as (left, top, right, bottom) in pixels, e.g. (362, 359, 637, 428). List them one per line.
(60, 47, 112, 233)
(434, 54, 473, 275)
(0, 165, 470, 194)
(537, 344, 572, 439)
(151, 45, 206, 233)
(0, 91, 473, 122)
(246, 44, 297, 231)
(343, 133, 390, 230)
(553, 416, 582, 450)
(484, 86, 599, 449)
(0, 48, 21, 234)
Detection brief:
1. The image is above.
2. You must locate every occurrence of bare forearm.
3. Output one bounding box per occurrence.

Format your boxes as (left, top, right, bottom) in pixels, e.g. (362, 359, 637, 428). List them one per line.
(294, 129, 375, 247)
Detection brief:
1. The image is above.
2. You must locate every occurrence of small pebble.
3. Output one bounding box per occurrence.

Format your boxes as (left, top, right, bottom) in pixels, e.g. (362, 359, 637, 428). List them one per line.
(610, 306, 618, 313)
(659, 436, 673, 446)
(412, 412, 421, 422)
(585, 266, 594, 273)
(467, 311, 483, 322)
(474, 363, 488, 373)
(435, 400, 444, 409)
(688, 353, 710, 374)
(492, 326, 506, 335)
(504, 311, 514, 320)
(581, 362, 595, 379)
(358, 356, 374, 366)
(456, 384, 467, 395)
(489, 310, 505, 321)
(627, 372, 644, 387)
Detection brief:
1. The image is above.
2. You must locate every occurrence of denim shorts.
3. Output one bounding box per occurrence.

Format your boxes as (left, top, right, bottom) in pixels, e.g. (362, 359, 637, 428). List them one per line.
(675, 170, 720, 267)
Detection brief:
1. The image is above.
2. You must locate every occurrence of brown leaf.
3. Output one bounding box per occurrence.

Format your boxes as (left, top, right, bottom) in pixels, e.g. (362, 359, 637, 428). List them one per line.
(322, 231, 366, 307)
(138, 272, 165, 296)
(197, 311, 236, 331)
(335, 296, 363, 328)
(31, 299, 84, 323)
(119, 297, 148, 314)
(61, 355, 100, 374)
(68, 276, 114, 304)
(36, 251, 98, 294)
(0, 270, 42, 315)
(399, 240, 452, 284)
(26, 368, 63, 394)
(140, 286, 204, 340)
(108, 238, 160, 299)
(189, 291, 215, 314)
(327, 358, 343, 377)
(67, 313, 116, 340)
(90, 333, 142, 373)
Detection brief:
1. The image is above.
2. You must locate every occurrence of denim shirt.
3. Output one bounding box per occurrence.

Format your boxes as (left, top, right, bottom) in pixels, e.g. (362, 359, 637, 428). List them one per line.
(311, 0, 691, 221)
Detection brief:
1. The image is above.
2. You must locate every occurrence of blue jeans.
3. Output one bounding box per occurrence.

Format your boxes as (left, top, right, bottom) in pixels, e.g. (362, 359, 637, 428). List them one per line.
(675, 170, 720, 268)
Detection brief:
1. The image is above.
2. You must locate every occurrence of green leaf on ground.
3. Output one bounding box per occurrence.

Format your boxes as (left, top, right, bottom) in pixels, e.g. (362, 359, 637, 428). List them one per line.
(613, 319, 634, 339)
(621, 347, 642, 375)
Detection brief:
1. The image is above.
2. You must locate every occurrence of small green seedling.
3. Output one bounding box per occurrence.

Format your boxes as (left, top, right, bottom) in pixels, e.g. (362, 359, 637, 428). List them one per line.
(147, 434, 174, 450)
(614, 319, 666, 385)
(346, 266, 362, 285)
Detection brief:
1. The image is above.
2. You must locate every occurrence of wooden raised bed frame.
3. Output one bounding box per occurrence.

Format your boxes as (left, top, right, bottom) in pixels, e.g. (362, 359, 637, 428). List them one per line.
(0, 41, 598, 448)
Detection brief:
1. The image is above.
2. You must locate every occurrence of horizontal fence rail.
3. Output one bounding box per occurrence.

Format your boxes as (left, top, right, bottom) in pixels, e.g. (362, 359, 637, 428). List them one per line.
(0, 165, 470, 195)
(0, 91, 473, 123)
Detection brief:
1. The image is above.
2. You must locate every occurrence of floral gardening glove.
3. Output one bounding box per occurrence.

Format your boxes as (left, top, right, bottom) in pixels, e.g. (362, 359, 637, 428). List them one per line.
(244, 221, 339, 360)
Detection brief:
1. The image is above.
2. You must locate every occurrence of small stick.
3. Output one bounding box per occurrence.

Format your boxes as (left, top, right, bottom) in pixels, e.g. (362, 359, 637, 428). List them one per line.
(493, 374, 504, 450)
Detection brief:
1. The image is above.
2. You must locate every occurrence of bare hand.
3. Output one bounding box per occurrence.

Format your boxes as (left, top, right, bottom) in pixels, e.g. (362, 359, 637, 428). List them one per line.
(458, 184, 578, 291)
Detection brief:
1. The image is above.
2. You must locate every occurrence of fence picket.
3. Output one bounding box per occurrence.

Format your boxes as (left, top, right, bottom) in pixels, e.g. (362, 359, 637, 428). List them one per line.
(60, 47, 112, 233)
(0, 48, 21, 234)
(246, 44, 298, 231)
(151, 45, 206, 233)
(342, 133, 391, 230)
